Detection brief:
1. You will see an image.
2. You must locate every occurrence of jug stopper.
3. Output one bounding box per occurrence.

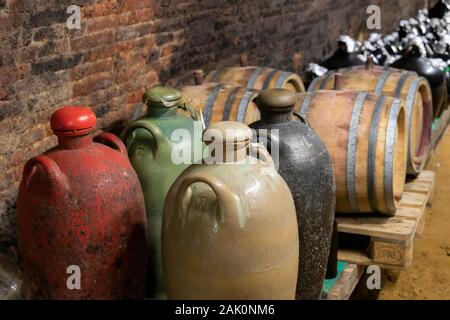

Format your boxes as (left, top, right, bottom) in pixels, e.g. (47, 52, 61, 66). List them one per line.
(142, 86, 182, 108)
(50, 106, 96, 136)
(204, 121, 252, 144)
(256, 88, 297, 114)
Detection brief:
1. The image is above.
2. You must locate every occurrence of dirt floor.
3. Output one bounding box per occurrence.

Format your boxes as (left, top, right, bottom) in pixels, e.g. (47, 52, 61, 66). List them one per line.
(378, 129, 450, 300)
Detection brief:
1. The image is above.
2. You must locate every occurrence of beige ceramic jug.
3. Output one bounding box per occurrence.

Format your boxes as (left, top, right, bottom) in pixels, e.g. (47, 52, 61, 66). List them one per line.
(161, 121, 299, 299)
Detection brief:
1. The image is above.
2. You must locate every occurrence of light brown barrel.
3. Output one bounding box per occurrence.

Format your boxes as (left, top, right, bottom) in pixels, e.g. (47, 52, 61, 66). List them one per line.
(180, 82, 260, 127)
(308, 65, 432, 176)
(205, 66, 306, 93)
(296, 90, 407, 214)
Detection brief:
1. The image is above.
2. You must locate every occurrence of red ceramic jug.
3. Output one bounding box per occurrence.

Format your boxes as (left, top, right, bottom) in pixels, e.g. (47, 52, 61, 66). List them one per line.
(17, 106, 147, 300)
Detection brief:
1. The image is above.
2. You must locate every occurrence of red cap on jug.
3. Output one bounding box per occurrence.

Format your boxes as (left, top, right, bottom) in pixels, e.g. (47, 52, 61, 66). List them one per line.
(50, 106, 96, 136)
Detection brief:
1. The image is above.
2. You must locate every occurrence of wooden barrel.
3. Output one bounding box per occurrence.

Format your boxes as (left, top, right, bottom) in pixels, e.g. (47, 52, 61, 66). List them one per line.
(296, 90, 407, 214)
(205, 66, 305, 93)
(180, 82, 260, 127)
(308, 65, 432, 176)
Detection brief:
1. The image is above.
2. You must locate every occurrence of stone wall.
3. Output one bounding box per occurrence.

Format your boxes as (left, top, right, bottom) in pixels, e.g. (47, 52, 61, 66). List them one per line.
(0, 0, 428, 249)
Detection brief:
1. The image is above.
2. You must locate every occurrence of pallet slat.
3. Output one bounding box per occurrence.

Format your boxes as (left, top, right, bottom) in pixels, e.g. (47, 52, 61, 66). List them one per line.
(336, 217, 416, 241)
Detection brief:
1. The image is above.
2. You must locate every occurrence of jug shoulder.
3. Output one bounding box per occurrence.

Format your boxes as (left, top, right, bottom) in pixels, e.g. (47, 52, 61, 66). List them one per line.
(42, 143, 135, 179)
(250, 121, 330, 158)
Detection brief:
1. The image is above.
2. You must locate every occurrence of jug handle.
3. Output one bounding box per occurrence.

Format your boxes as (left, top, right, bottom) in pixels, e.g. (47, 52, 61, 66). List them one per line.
(252, 129, 282, 169)
(22, 155, 69, 195)
(249, 142, 274, 168)
(176, 172, 243, 227)
(122, 121, 166, 158)
(293, 112, 312, 128)
(177, 101, 202, 122)
(94, 132, 128, 157)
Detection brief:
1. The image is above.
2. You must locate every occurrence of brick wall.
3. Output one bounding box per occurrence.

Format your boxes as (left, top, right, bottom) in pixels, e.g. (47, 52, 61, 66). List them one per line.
(0, 0, 428, 250)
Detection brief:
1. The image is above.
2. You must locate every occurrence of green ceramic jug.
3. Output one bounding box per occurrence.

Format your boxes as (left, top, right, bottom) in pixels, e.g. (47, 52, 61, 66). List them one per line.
(122, 87, 204, 299)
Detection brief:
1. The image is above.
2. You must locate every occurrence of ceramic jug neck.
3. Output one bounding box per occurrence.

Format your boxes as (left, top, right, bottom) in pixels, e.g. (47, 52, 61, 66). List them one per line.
(57, 133, 93, 149)
(260, 111, 293, 124)
(147, 106, 178, 118)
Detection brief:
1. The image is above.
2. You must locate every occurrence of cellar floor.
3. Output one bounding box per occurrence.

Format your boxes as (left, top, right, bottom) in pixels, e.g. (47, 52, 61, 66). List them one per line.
(378, 128, 450, 300)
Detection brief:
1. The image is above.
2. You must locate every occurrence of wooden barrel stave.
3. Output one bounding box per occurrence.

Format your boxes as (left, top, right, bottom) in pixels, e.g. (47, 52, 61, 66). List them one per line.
(205, 66, 305, 93)
(180, 82, 260, 127)
(296, 90, 407, 214)
(308, 66, 432, 176)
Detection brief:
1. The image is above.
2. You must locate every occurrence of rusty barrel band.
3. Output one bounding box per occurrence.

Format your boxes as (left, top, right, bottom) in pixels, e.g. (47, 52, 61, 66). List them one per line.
(384, 98, 402, 212)
(262, 69, 279, 89)
(203, 84, 226, 128)
(236, 90, 256, 122)
(367, 95, 386, 212)
(394, 72, 410, 98)
(275, 71, 291, 88)
(246, 67, 264, 89)
(375, 70, 392, 96)
(208, 70, 220, 83)
(299, 91, 315, 116)
(319, 71, 336, 90)
(221, 87, 240, 121)
(347, 92, 368, 212)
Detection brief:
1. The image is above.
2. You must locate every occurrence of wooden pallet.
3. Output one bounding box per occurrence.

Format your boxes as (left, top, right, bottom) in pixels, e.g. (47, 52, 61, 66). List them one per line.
(321, 262, 365, 300)
(336, 171, 435, 270)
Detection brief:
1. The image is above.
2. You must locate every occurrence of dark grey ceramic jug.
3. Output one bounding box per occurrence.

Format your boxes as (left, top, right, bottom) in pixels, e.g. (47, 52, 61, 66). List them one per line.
(249, 89, 336, 300)
(391, 43, 448, 119)
(320, 37, 365, 70)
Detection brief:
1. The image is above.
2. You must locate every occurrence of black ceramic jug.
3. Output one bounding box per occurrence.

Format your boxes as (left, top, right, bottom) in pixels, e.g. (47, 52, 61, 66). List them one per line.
(249, 89, 336, 300)
(391, 43, 448, 118)
(320, 38, 365, 70)
(429, 0, 450, 19)
(432, 53, 450, 101)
